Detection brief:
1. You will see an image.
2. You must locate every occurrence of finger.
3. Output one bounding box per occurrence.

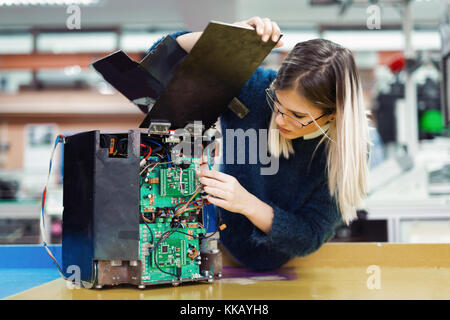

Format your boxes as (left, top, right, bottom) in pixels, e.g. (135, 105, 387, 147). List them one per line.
(274, 40, 284, 48)
(203, 186, 229, 200)
(199, 176, 223, 188)
(206, 195, 228, 210)
(247, 16, 265, 35)
(271, 21, 281, 42)
(261, 18, 273, 42)
(198, 163, 209, 171)
(197, 168, 231, 183)
(199, 153, 208, 165)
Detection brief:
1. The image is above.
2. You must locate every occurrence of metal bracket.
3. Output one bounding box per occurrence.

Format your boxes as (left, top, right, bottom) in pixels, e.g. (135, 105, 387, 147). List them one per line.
(184, 122, 205, 137)
(148, 121, 171, 135)
(132, 97, 156, 113)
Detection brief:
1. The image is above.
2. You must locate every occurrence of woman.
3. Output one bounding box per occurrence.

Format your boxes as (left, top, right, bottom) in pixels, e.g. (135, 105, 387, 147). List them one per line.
(148, 17, 370, 271)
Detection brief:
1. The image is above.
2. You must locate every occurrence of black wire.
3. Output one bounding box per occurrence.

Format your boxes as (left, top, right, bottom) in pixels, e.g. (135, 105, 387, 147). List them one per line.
(199, 229, 219, 239)
(151, 225, 181, 279)
(148, 228, 171, 256)
(138, 156, 221, 280)
(173, 229, 199, 238)
(144, 208, 220, 279)
(147, 221, 183, 278)
(173, 227, 218, 239)
(117, 138, 128, 156)
(171, 204, 223, 239)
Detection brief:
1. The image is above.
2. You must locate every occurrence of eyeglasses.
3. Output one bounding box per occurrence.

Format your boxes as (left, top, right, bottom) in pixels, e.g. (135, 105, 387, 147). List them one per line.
(265, 88, 330, 128)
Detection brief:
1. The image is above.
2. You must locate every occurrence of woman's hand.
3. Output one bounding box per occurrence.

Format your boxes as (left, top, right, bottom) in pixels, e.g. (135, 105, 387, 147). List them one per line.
(197, 168, 255, 216)
(233, 16, 284, 48)
(177, 16, 283, 53)
(197, 167, 275, 234)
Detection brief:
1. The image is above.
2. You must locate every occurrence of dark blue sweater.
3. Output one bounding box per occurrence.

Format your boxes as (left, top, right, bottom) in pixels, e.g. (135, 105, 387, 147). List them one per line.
(148, 31, 343, 272)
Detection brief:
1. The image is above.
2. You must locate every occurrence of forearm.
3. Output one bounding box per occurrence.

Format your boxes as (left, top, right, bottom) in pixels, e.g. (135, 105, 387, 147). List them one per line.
(152, 16, 283, 56)
(242, 194, 274, 235)
(175, 31, 202, 53)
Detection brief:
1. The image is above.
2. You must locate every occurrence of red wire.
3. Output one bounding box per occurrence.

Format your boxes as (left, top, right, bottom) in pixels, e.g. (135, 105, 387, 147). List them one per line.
(140, 143, 152, 160)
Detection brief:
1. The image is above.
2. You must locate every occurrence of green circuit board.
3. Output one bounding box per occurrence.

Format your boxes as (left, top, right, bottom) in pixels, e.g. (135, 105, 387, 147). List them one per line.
(139, 223, 205, 282)
(139, 155, 205, 284)
(160, 167, 197, 196)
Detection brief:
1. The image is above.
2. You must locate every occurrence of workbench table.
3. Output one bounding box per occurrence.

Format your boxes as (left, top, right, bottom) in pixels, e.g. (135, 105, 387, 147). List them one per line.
(4, 243, 450, 300)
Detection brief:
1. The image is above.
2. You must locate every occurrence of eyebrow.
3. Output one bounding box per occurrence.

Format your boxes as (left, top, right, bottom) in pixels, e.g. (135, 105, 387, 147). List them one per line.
(273, 91, 309, 116)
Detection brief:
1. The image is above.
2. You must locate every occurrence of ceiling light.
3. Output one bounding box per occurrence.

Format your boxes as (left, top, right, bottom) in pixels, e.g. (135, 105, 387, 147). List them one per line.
(0, 0, 100, 6)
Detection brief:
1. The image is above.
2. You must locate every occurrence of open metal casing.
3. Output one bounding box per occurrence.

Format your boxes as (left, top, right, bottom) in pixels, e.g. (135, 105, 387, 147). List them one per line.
(62, 21, 279, 288)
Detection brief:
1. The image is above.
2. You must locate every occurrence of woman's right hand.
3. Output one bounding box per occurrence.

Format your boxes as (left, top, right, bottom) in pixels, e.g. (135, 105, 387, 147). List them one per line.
(177, 17, 283, 53)
(233, 16, 284, 48)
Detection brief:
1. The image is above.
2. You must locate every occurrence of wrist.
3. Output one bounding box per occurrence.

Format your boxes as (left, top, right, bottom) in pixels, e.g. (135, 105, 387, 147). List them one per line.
(241, 193, 262, 218)
(175, 31, 202, 53)
(240, 194, 274, 235)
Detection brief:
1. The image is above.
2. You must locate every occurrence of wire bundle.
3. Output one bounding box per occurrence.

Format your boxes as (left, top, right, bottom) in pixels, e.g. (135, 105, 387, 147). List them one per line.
(40, 135, 67, 280)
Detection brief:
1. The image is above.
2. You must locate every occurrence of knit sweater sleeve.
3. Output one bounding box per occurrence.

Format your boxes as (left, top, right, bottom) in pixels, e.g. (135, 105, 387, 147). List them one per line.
(250, 179, 342, 257)
(146, 30, 193, 54)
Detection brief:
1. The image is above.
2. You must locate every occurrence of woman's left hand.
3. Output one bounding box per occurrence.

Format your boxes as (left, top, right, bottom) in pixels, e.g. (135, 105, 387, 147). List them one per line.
(197, 168, 256, 216)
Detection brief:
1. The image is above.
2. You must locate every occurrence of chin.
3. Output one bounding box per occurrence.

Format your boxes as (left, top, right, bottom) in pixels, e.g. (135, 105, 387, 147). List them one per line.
(279, 129, 300, 139)
(283, 132, 302, 140)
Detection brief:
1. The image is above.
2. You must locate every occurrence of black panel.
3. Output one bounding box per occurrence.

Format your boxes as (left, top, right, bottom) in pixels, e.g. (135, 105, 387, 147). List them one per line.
(139, 21, 279, 129)
(91, 51, 163, 114)
(93, 130, 140, 260)
(91, 36, 187, 114)
(140, 35, 188, 88)
(62, 131, 96, 282)
(62, 130, 141, 283)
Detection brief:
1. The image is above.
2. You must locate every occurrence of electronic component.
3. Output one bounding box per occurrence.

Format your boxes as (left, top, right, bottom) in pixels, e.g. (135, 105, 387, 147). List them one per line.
(62, 21, 276, 289)
(138, 148, 207, 284)
(160, 167, 196, 197)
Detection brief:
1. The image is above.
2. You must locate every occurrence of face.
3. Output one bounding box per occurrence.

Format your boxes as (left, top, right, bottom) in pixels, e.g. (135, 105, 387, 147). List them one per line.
(270, 87, 335, 139)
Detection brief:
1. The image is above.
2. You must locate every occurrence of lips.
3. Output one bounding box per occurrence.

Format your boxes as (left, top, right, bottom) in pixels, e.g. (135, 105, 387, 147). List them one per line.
(277, 126, 291, 133)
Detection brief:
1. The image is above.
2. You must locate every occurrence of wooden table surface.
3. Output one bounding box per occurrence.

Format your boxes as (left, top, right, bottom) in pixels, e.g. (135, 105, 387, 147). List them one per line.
(5, 243, 450, 300)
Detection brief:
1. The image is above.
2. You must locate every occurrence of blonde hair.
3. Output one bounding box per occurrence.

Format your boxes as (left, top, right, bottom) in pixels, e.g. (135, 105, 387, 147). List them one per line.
(268, 39, 371, 225)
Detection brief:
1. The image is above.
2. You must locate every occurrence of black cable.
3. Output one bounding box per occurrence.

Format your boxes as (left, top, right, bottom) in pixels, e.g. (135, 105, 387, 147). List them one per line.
(172, 226, 218, 239)
(152, 225, 180, 279)
(173, 229, 199, 239)
(145, 208, 220, 279)
(171, 227, 220, 240)
(148, 228, 171, 256)
(199, 229, 219, 239)
(147, 221, 183, 278)
(117, 138, 128, 156)
(171, 203, 223, 239)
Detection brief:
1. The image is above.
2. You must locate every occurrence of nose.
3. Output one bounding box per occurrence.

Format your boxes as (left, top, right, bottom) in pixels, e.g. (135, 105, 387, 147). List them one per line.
(275, 112, 286, 126)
